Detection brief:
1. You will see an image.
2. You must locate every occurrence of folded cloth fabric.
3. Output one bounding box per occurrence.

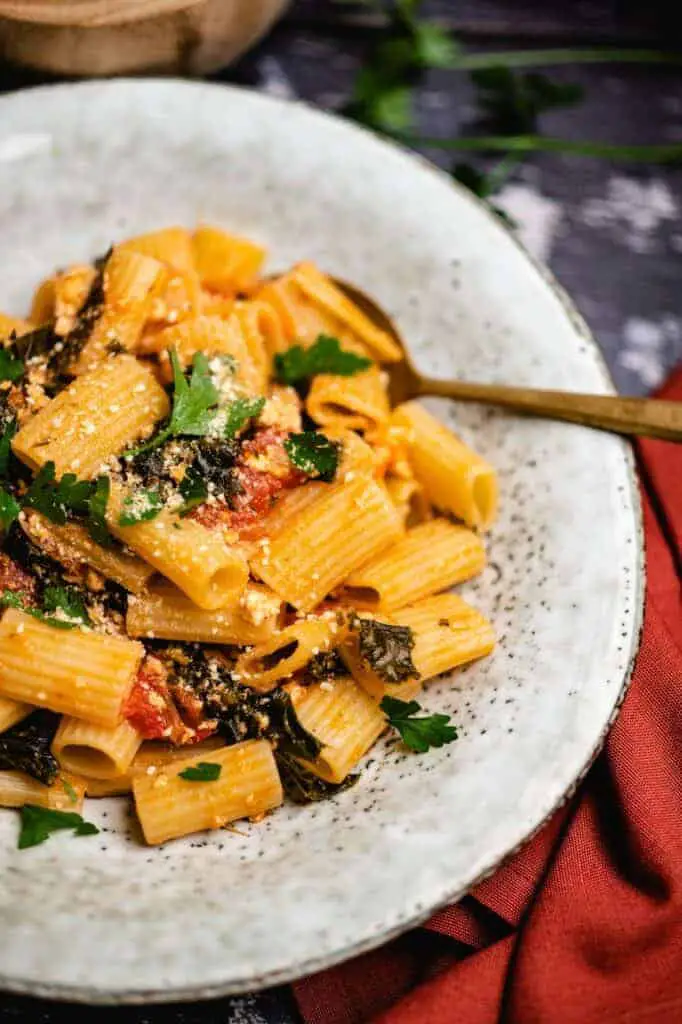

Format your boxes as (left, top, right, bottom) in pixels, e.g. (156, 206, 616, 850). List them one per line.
(295, 366, 682, 1024)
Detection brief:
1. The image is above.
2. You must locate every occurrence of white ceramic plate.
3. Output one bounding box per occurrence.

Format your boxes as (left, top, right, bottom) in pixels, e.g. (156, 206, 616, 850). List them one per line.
(0, 80, 643, 1004)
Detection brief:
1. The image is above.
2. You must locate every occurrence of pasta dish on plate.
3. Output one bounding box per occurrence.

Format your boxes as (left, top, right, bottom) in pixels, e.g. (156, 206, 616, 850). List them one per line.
(0, 226, 497, 847)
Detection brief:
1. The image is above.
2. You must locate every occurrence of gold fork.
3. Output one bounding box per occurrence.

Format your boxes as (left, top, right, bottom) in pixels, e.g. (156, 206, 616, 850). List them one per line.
(335, 280, 682, 442)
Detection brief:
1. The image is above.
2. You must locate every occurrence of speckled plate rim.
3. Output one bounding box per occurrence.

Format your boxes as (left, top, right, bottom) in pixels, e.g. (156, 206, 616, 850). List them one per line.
(0, 80, 645, 1005)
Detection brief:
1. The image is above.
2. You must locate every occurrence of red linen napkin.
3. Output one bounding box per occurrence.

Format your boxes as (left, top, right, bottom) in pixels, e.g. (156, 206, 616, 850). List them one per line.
(294, 367, 682, 1024)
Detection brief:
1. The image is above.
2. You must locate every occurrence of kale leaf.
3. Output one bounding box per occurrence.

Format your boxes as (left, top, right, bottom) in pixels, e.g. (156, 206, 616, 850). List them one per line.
(276, 750, 358, 805)
(354, 618, 418, 683)
(0, 710, 60, 784)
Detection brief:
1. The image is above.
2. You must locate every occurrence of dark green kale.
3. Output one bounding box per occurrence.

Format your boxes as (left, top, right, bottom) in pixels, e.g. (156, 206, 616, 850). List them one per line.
(48, 252, 108, 380)
(0, 710, 60, 784)
(307, 649, 347, 682)
(353, 617, 418, 683)
(157, 644, 322, 760)
(276, 751, 359, 805)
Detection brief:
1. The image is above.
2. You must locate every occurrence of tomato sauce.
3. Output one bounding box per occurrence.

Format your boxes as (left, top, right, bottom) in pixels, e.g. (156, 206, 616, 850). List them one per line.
(190, 427, 306, 540)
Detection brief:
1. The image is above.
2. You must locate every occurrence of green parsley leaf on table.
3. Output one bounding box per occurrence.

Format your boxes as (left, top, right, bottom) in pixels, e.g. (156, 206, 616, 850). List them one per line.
(380, 696, 458, 753)
(178, 762, 222, 782)
(275, 335, 372, 386)
(23, 462, 91, 525)
(118, 488, 163, 526)
(18, 804, 99, 850)
(129, 349, 220, 455)
(178, 467, 208, 517)
(284, 432, 340, 483)
(0, 487, 20, 532)
(0, 347, 24, 383)
(223, 396, 266, 439)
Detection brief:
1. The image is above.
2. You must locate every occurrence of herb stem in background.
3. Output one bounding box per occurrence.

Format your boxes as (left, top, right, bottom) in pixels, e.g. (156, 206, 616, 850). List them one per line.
(480, 152, 523, 194)
(455, 48, 682, 71)
(414, 135, 682, 163)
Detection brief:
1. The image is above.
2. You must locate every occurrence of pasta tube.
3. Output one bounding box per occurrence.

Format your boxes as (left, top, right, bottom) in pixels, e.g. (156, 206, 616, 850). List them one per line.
(22, 511, 155, 595)
(126, 582, 281, 644)
(53, 716, 142, 780)
(107, 484, 249, 611)
(251, 474, 403, 612)
(344, 519, 485, 610)
(133, 740, 283, 845)
(286, 676, 386, 783)
(234, 616, 344, 692)
(72, 248, 164, 373)
(0, 696, 32, 733)
(12, 355, 169, 478)
(0, 609, 142, 726)
(393, 402, 498, 531)
(0, 771, 85, 811)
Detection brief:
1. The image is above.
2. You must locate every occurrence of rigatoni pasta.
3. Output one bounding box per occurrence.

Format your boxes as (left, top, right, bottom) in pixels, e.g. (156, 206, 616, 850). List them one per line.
(0, 223, 496, 848)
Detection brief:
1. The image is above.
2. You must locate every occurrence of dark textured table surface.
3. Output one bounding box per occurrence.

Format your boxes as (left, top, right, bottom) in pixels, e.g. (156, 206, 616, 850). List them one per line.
(0, 1, 681, 1021)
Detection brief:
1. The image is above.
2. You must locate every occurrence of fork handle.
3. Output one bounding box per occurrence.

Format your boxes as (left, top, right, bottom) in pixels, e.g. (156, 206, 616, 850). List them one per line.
(418, 378, 682, 441)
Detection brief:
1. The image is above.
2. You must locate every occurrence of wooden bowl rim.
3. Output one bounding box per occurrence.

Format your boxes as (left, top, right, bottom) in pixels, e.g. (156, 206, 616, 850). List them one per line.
(0, 0, 206, 27)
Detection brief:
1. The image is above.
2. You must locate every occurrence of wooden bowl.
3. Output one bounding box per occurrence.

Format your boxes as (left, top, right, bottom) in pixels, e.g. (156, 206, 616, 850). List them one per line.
(0, 0, 291, 76)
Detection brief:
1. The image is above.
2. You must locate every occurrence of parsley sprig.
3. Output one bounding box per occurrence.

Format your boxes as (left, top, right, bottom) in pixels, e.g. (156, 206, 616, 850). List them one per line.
(381, 696, 457, 753)
(275, 335, 372, 386)
(129, 350, 220, 456)
(0, 347, 24, 383)
(18, 804, 99, 849)
(1, 587, 90, 630)
(22, 462, 113, 546)
(284, 431, 341, 482)
(178, 762, 222, 782)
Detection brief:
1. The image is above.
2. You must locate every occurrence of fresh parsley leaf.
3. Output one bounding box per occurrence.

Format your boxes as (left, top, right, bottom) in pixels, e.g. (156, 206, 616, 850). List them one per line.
(284, 432, 340, 482)
(380, 696, 458, 753)
(0, 588, 89, 631)
(0, 347, 23, 383)
(178, 467, 208, 517)
(178, 762, 222, 782)
(61, 778, 78, 805)
(18, 804, 99, 849)
(130, 349, 220, 455)
(118, 488, 163, 526)
(23, 462, 91, 525)
(275, 335, 372, 386)
(355, 618, 418, 683)
(0, 418, 16, 477)
(86, 475, 112, 546)
(42, 585, 90, 627)
(0, 487, 20, 532)
(223, 396, 265, 439)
